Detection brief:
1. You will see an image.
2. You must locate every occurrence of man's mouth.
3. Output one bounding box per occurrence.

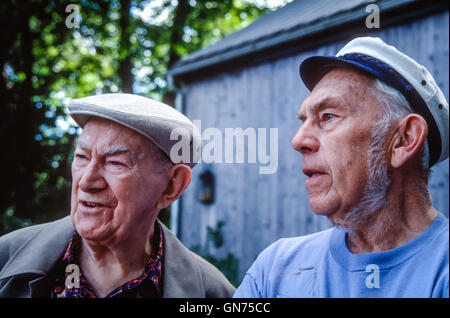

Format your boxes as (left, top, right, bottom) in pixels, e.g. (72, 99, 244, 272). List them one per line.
(303, 169, 327, 178)
(81, 201, 105, 208)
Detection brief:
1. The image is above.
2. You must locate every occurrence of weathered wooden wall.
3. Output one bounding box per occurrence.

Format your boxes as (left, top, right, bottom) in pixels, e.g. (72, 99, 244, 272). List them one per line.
(178, 11, 449, 280)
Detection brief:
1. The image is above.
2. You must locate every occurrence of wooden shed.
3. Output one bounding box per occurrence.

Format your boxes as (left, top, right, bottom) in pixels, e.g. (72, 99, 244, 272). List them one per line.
(167, 0, 449, 279)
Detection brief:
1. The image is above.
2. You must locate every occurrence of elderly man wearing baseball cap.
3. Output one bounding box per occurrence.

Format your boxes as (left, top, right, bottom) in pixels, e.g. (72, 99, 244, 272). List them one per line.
(0, 94, 235, 298)
(234, 37, 449, 298)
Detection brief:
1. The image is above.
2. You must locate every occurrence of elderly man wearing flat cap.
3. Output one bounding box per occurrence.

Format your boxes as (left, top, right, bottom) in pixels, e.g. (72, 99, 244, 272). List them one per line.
(0, 94, 235, 298)
(234, 37, 449, 298)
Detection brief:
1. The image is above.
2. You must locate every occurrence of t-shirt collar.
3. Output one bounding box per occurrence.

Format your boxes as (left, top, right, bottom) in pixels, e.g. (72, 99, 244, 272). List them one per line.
(329, 213, 448, 271)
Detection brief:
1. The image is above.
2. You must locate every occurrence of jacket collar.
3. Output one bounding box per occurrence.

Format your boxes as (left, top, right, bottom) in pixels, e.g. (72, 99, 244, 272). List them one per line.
(0, 216, 205, 298)
(159, 222, 204, 297)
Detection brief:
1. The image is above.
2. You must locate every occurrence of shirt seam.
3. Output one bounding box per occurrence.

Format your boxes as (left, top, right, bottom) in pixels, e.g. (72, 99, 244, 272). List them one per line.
(329, 220, 448, 272)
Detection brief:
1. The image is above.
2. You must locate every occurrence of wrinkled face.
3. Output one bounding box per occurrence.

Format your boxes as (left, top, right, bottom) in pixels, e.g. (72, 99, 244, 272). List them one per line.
(291, 68, 381, 222)
(70, 118, 169, 242)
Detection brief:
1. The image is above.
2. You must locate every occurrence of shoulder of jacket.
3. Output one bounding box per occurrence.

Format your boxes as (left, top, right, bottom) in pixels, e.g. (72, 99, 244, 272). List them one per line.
(158, 221, 235, 297)
(187, 250, 236, 297)
(0, 216, 72, 272)
(0, 216, 71, 246)
(0, 222, 48, 252)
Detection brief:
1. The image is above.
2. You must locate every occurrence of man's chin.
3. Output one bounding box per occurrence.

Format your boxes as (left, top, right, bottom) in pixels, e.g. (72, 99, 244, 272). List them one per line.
(309, 198, 370, 229)
(72, 213, 114, 241)
(309, 197, 338, 217)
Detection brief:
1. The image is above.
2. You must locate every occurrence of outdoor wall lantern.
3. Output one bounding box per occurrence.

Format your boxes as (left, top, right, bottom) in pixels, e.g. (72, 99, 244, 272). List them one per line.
(198, 170, 215, 205)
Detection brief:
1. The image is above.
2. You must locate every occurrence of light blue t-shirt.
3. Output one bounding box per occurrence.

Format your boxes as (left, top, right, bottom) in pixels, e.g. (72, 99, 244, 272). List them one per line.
(234, 214, 449, 298)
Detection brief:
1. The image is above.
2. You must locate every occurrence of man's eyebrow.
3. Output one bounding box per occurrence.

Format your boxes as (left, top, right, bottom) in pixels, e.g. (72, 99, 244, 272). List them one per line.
(102, 147, 135, 165)
(102, 146, 131, 157)
(297, 96, 345, 120)
(75, 139, 89, 152)
(75, 140, 132, 157)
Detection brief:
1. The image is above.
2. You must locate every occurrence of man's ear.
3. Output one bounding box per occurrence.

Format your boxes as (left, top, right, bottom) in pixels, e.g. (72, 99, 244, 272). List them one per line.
(390, 114, 428, 168)
(156, 164, 192, 210)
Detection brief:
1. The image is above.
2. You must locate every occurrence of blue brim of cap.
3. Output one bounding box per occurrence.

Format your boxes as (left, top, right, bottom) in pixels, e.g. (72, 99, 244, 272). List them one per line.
(299, 55, 389, 91)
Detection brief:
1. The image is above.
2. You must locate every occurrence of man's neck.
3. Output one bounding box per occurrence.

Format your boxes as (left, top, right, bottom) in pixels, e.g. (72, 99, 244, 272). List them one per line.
(345, 174, 437, 254)
(78, 224, 155, 297)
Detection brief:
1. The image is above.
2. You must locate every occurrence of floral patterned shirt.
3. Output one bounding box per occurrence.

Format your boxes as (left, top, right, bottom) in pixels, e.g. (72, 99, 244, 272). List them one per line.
(52, 222, 164, 298)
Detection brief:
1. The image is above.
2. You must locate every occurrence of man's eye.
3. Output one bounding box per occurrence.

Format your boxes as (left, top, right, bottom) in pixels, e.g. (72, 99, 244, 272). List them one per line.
(108, 161, 124, 166)
(322, 113, 335, 121)
(75, 154, 88, 160)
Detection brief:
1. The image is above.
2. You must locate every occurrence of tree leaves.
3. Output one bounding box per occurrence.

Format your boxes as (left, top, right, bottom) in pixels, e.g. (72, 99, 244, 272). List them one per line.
(0, 0, 268, 234)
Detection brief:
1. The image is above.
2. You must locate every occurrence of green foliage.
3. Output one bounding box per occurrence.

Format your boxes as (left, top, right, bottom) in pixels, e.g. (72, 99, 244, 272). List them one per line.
(207, 220, 225, 248)
(1, 0, 81, 233)
(131, 0, 268, 98)
(191, 220, 240, 287)
(1, 208, 32, 236)
(0, 0, 269, 235)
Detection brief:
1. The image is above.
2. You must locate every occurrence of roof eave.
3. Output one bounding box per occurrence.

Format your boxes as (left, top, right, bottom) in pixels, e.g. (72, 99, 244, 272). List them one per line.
(167, 0, 446, 83)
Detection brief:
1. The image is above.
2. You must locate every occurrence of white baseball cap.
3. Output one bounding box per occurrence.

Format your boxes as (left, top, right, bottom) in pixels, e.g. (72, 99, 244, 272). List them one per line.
(68, 93, 201, 168)
(300, 37, 449, 167)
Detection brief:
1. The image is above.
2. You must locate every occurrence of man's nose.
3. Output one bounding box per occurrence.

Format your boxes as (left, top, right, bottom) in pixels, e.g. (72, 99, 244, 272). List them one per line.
(291, 122, 319, 155)
(78, 161, 107, 193)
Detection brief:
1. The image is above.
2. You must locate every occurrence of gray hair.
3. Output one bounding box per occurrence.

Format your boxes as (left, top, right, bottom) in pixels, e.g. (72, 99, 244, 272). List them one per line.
(372, 79, 430, 171)
(149, 143, 174, 173)
(334, 77, 430, 229)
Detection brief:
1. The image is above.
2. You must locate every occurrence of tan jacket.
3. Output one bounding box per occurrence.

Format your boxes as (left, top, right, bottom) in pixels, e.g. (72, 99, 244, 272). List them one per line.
(0, 216, 235, 298)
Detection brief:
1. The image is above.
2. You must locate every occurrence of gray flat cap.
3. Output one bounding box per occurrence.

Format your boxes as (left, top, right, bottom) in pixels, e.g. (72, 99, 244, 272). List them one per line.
(68, 93, 201, 168)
